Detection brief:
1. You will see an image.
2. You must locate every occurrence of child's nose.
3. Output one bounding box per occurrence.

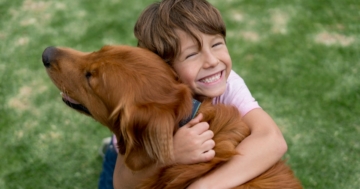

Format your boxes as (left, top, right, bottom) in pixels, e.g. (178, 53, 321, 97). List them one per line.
(203, 51, 219, 68)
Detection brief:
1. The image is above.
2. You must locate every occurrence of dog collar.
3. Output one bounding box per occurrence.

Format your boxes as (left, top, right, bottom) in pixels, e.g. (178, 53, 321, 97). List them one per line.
(179, 99, 201, 127)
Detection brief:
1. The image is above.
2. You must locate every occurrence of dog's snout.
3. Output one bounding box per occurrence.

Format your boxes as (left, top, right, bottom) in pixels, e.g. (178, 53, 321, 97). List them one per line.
(42, 46, 57, 68)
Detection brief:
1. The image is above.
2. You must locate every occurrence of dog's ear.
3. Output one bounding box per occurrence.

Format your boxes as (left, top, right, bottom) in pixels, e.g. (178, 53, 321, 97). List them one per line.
(120, 104, 176, 171)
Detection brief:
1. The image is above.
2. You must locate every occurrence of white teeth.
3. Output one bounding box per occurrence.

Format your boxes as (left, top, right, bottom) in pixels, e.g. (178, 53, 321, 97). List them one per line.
(200, 73, 221, 83)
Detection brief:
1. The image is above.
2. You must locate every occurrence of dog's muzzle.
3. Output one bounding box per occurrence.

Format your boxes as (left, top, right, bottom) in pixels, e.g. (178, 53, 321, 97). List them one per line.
(42, 46, 92, 116)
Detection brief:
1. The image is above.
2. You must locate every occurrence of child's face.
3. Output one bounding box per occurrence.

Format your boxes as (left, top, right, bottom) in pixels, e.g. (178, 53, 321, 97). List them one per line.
(172, 29, 232, 100)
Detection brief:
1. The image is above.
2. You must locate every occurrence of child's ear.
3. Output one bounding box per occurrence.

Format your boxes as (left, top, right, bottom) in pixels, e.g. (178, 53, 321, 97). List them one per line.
(121, 104, 176, 171)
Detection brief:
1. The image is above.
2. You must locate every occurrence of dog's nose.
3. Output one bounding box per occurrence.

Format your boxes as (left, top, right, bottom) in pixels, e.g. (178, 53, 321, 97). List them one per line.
(42, 46, 57, 68)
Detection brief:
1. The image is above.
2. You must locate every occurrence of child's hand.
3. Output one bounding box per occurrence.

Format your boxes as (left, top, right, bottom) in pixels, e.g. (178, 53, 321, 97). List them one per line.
(173, 113, 215, 164)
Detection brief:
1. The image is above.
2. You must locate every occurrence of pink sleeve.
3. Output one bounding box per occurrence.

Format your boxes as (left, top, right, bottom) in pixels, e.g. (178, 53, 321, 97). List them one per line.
(213, 70, 261, 117)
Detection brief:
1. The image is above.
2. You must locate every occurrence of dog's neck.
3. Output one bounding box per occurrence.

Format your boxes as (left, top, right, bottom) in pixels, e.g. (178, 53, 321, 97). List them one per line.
(179, 99, 201, 127)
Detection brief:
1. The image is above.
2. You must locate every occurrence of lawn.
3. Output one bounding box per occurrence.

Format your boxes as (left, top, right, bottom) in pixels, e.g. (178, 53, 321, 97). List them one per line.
(0, 0, 359, 188)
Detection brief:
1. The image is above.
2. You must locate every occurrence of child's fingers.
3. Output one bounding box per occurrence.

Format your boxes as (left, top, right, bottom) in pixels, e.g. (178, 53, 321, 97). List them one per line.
(200, 129, 214, 142)
(173, 113, 216, 164)
(198, 134, 215, 162)
(190, 121, 210, 136)
(201, 149, 216, 162)
(184, 114, 210, 136)
(183, 113, 203, 128)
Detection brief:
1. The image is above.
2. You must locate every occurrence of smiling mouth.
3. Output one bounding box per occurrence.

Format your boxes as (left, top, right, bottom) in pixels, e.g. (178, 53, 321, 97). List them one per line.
(61, 92, 91, 116)
(199, 71, 222, 84)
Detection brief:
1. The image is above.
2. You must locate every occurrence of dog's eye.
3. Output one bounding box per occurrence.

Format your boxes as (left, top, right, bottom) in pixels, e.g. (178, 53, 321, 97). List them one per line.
(85, 72, 92, 79)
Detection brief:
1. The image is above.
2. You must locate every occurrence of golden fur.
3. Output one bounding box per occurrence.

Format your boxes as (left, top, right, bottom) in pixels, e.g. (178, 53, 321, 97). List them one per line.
(43, 45, 302, 189)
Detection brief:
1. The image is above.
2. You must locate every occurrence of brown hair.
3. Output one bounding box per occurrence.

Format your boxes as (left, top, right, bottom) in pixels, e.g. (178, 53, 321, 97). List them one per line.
(134, 0, 226, 64)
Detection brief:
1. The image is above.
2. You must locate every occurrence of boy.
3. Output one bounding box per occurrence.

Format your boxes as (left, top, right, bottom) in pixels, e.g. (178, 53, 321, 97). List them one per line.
(100, 0, 287, 188)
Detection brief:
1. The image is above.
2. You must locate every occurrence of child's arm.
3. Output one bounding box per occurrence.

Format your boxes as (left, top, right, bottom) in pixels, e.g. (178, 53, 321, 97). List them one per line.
(187, 108, 288, 189)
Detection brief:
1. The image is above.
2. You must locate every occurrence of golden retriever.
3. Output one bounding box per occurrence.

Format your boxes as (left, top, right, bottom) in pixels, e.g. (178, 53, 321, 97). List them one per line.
(42, 45, 302, 189)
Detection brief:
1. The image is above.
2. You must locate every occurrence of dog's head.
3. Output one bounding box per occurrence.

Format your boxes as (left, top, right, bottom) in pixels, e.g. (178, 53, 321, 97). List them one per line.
(42, 45, 193, 170)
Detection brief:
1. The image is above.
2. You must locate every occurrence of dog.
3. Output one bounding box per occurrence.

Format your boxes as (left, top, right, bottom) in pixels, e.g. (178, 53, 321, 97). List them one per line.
(42, 45, 302, 189)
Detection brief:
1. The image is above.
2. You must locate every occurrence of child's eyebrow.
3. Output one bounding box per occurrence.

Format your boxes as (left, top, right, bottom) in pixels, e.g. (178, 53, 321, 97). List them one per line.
(213, 34, 225, 40)
(181, 43, 198, 52)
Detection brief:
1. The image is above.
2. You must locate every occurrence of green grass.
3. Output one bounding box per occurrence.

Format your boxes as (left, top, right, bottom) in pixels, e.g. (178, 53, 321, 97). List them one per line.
(0, 0, 359, 188)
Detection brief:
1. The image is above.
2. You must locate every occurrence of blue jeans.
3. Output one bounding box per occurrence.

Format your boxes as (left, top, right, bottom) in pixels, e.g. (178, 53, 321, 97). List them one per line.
(98, 137, 118, 189)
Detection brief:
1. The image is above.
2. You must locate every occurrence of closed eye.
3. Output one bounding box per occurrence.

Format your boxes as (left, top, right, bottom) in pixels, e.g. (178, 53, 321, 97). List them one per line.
(85, 71, 92, 79)
(212, 42, 223, 48)
(85, 71, 94, 88)
(185, 52, 198, 59)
